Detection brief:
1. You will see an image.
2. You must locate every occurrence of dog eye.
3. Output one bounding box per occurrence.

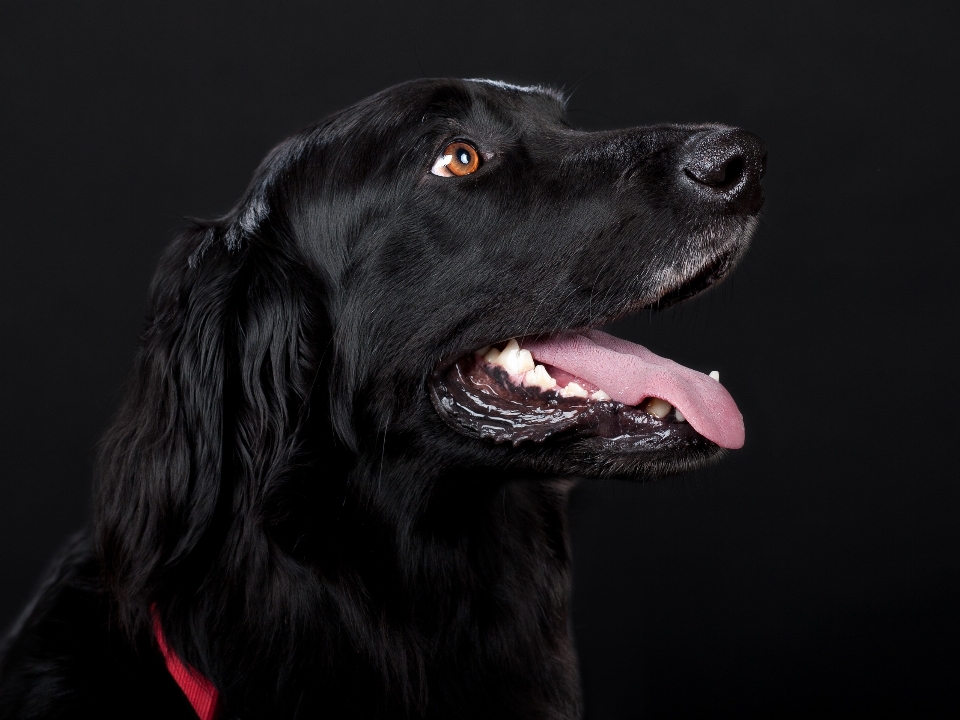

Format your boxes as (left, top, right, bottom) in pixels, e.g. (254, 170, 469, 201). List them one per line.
(430, 142, 481, 177)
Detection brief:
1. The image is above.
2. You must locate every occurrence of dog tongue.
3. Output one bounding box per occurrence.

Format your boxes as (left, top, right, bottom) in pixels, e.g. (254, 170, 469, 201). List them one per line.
(521, 329, 744, 449)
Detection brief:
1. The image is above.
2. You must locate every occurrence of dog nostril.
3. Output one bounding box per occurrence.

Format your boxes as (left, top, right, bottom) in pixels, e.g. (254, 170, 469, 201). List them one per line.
(722, 156, 745, 186)
(709, 156, 745, 187)
(685, 144, 747, 188)
(681, 128, 766, 211)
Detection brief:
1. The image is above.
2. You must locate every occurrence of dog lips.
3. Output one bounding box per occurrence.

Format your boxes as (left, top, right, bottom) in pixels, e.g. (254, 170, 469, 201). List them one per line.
(521, 329, 745, 449)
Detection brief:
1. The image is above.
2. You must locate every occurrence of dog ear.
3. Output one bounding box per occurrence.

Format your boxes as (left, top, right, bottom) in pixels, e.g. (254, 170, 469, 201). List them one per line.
(95, 223, 238, 631)
(95, 214, 327, 632)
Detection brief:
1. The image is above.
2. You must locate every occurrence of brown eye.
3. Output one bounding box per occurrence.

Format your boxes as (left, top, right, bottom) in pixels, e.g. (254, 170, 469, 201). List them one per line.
(431, 141, 481, 177)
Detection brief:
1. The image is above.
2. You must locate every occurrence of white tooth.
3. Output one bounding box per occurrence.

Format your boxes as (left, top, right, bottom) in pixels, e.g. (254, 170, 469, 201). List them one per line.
(647, 398, 673, 418)
(590, 389, 611, 401)
(535, 365, 556, 389)
(475, 346, 490, 356)
(674, 408, 686, 423)
(524, 364, 557, 390)
(498, 339, 522, 374)
(517, 348, 535, 373)
(709, 370, 720, 382)
(484, 347, 501, 364)
(560, 381, 588, 398)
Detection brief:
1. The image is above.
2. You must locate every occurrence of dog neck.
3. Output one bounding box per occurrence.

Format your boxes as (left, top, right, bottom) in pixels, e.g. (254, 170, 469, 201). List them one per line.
(176, 463, 583, 718)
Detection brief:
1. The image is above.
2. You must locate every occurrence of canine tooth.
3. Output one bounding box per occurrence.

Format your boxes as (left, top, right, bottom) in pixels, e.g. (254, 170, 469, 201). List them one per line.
(517, 349, 535, 373)
(484, 347, 501, 364)
(674, 408, 686, 423)
(524, 364, 557, 390)
(560, 382, 588, 398)
(590, 390, 611, 401)
(475, 346, 490, 356)
(647, 398, 673, 418)
(498, 339, 522, 374)
(709, 370, 720, 381)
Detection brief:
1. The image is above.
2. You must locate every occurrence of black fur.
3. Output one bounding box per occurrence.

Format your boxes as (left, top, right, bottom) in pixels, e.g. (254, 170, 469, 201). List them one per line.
(0, 79, 763, 718)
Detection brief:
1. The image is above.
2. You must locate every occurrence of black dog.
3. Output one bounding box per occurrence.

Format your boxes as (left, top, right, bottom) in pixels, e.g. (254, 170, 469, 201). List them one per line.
(0, 79, 764, 719)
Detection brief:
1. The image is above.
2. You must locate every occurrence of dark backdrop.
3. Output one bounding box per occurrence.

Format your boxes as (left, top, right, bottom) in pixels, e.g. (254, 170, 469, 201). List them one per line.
(1, 1, 957, 715)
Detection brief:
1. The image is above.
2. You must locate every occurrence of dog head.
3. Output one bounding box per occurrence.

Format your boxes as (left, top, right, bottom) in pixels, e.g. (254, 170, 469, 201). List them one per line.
(97, 78, 764, 634)
(259, 78, 765, 475)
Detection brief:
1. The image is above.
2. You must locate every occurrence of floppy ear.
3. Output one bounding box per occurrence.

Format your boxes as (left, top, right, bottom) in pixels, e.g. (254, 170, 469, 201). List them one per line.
(95, 217, 325, 632)
(95, 224, 238, 630)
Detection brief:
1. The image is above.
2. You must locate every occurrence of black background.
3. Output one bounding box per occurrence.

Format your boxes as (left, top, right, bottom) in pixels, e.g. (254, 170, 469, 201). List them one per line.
(1, 1, 957, 715)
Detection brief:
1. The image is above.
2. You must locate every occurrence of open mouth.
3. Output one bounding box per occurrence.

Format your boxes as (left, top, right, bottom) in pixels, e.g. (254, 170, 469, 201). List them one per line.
(429, 254, 747, 455)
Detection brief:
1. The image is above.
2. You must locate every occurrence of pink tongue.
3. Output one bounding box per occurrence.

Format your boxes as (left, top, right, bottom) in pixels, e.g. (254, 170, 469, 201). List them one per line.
(521, 330, 744, 449)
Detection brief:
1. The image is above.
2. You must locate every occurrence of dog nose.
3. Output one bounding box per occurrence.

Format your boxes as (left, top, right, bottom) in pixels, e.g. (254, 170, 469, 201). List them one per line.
(681, 128, 766, 213)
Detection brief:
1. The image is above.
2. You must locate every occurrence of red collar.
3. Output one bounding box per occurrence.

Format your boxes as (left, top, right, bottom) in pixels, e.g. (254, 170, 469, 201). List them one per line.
(152, 610, 220, 720)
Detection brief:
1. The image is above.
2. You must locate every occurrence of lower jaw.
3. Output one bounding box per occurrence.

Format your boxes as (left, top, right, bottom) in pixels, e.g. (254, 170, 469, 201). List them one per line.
(429, 356, 719, 461)
(565, 437, 725, 478)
